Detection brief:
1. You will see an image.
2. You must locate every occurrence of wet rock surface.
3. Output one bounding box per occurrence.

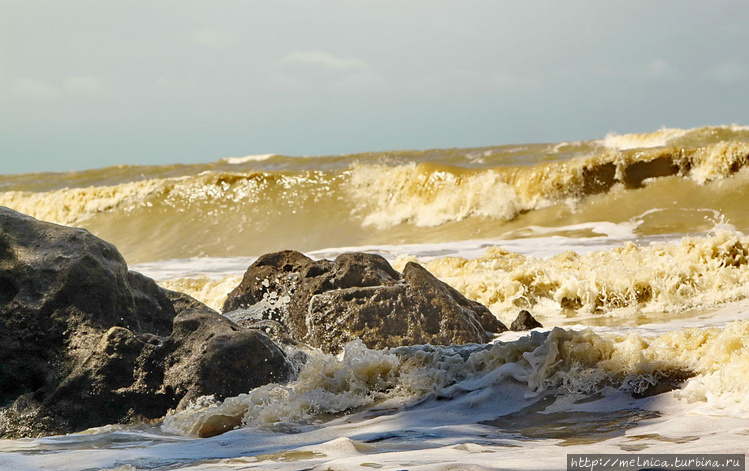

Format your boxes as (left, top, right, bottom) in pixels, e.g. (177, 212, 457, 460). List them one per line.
(510, 310, 543, 331)
(223, 250, 507, 354)
(162, 308, 291, 410)
(0, 207, 291, 438)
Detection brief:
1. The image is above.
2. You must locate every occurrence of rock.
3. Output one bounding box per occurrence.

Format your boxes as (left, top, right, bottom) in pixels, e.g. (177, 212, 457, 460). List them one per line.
(222, 250, 312, 330)
(162, 308, 291, 410)
(0, 206, 174, 410)
(6, 309, 293, 438)
(24, 326, 171, 436)
(401, 262, 506, 336)
(223, 250, 507, 354)
(0, 207, 292, 438)
(510, 310, 543, 331)
(163, 288, 217, 316)
(223, 251, 403, 343)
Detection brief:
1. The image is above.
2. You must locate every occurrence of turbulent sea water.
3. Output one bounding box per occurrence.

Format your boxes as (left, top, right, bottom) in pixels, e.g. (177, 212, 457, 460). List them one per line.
(2, 124, 749, 470)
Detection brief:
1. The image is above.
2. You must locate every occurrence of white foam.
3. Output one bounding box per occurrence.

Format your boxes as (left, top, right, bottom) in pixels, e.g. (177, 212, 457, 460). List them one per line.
(5, 327, 749, 471)
(601, 127, 690, 150)
(3, 301, 749, 471)
(132, 256, 256, 280)
(221, 154, 276, 164)
(310, 230, 641, 264)
(132, 233, 629, 282)
(135, 230, 676, 314)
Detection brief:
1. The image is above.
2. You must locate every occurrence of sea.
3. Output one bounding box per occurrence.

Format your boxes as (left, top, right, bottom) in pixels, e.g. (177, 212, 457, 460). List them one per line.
(1, 124, 749, 470)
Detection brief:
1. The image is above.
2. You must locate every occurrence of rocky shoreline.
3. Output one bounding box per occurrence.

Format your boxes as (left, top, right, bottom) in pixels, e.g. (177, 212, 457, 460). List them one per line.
(0, 207, 540, 438)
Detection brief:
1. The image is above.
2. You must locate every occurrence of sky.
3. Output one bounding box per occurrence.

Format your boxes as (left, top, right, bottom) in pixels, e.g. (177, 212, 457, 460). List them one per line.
(2, 0, 749, 175)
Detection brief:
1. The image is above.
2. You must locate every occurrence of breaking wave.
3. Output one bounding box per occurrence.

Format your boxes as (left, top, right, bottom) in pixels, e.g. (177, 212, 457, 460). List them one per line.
(346, 141, 749, 229)
(162, 318, 749, 437)
(395, 230, 749, 324)
(1, 124, 748, 263)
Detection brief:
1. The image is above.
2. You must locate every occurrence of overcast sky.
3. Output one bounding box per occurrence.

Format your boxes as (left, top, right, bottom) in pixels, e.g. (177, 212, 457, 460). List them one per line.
(2, 1, 748, 174)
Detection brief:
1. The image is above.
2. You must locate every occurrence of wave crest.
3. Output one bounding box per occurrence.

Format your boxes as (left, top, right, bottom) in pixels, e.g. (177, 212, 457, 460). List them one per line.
(393, 230, 749, 323)
(346, 141, 749, 229)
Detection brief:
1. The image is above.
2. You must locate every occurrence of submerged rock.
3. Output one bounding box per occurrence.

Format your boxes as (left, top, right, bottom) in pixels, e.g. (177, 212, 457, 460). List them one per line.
(0, 207, 291, 438)
(510, 310, 543, 331)
(223, 250, 507, 354)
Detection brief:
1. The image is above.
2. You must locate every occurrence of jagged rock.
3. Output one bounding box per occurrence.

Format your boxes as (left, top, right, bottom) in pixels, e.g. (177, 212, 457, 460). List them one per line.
(0, 207, 292, 438)
(223, 251, 401, 341)
(162, 308, 291, 410)
(0, 207, 174, 410)
(22, 326, 171, 436)
(510, 310, 543, 331)
(164, 288, 217, 316)
(4, 309, 293, 438)
(223, 250, 507, 354)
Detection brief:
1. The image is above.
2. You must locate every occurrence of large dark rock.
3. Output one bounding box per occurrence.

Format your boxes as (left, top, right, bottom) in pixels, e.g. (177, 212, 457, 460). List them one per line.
(223, 250, 507, 354)
(0, 207, 292, 438)
(0, 207, 173, 409)
(20, 308, 293, 437)
(162, 308, 291, 410)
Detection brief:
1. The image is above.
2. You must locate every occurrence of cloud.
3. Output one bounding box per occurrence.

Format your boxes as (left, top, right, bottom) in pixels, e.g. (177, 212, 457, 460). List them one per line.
(278, 50, 370, 72)
(185, 28, 237, 49)
(11, 78, 59, 101)
(558, 59, 679, 82)
(9, 76, 108, 102)
(63, 76, 108, 97)
(489, 71, 542, 91)
(643, 58, 678, 79)
(704, 61, 749, 83)
(155, 76, 191, 91)
(275, 50, 379, 92)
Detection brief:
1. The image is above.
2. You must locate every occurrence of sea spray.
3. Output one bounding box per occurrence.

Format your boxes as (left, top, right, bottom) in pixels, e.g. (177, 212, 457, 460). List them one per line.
(602, 124, 749, 151)
(160, 275, 242, 312)
(394, 229, 749, 324)
(153, 229, 749, 329)
(161, 319, 749, 437)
